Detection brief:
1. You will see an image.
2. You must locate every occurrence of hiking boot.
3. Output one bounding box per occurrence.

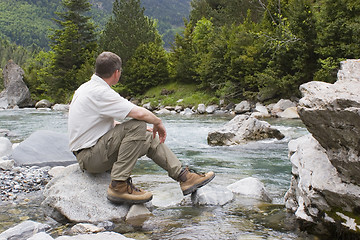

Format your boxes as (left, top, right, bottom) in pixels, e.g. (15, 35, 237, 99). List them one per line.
(178, 167, 215, 196)
(107, 177, 153, 204)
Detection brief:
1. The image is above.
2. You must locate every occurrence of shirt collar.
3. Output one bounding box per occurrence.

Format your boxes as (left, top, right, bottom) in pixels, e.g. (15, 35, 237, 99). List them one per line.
(91, 74, 110, 88)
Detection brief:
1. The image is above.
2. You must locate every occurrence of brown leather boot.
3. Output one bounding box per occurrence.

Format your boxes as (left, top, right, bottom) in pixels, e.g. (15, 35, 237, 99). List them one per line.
(107, 177, 153, 204)
(178, 167, 215, 196)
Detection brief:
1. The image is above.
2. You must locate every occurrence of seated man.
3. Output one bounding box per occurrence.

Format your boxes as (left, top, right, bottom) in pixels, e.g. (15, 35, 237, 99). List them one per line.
(68, 51, 215, 204)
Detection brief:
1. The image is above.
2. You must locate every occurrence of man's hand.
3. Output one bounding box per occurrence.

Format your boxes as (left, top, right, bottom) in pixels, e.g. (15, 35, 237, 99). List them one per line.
(153, 122, 167, 143)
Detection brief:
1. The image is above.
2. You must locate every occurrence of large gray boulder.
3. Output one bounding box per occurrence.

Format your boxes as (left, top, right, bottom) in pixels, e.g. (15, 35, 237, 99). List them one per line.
(207, 115, 284, 146)
(42, 164, 130, 223)
(298, 59, 360, 184)
(285, 59, 360, 234)
(11, 130, 76, 167)
(0, 60, 32, 108)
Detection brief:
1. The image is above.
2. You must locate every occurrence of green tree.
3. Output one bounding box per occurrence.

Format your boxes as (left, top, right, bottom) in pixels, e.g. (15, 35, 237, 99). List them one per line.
(123, 41, 169, 95)
(99, 0, 158, 66)
(314, 0, 360, 82)
(49, 0, 98, 103)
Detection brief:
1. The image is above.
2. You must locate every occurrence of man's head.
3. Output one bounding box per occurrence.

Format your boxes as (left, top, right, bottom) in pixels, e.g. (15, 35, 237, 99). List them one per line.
(95, 52, 122, 79)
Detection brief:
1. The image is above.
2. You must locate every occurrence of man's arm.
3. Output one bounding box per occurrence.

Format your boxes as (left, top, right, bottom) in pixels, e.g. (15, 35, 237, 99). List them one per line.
(127, 106, 167, 143)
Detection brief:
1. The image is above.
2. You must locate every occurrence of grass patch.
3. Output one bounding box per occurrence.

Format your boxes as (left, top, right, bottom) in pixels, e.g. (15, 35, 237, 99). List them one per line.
(141, 82, 219, 108)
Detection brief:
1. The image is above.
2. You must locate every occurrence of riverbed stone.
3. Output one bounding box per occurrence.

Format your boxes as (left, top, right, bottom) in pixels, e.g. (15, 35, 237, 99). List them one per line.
(42, 164, 130, 223)
(56, 232, 134, 240)
(271, 99, 296, 115)
(191, 185, 233, 206)
(35, 99, 52, 109)
(197, 103, 206, 114)
(206, 105, 219, 114)
(11, 130, 76, 167)
(227, 177, 272, 202)
(207, 115, 284, 146)
(52, 104, 69, 111)
(234, 100, 251, 114)
(285, 59, 360, 235)
(126, 204, 152, 222)
(0, 137, 12, 157)
(180, 108, 193, 115)
(0, 220, 50, 240)
(70, 223, 105, 234)
(276, 107, 299, 118)
(27, 232, 54, 240)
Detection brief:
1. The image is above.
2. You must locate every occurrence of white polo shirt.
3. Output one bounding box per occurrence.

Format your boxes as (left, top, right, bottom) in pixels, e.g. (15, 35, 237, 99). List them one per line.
(68, 74, 135, 151)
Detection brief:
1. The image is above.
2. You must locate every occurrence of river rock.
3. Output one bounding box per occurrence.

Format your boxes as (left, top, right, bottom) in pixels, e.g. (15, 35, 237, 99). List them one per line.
(41, 164, 130, 223)
(0, 60, 32, 109)
(207, 115, 285, 146)
(234, 100, 251, 114)
(285, 59, 360, 235)
(125, 204, 152, 221)
(11, 130, 76, 167)
(227, 177, 272, 202)
(180, 107, 193, 115)
(191, 185, 233, 206)
(56, 232, 134, 240)
(52, 104, 69, 111)
(27, 232, 54, 240)
(155, 108, 171, 115)
(70, 223, 105, 234)
(277, 107, 300, 118)
(271, 99, 296, 115)
(0, 220, 50, 240)
(35, 99, 52, 109)
(197, 103, 206, 114)
(0, 137, 12, 157)
(206, 105, 219, 114)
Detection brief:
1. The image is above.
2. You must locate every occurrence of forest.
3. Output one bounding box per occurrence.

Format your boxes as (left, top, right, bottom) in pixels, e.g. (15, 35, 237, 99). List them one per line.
(0, 0, 359, 105)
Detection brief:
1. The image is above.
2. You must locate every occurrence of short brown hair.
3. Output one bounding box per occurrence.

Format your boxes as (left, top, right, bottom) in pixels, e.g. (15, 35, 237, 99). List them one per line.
(95, 52, 122, 79)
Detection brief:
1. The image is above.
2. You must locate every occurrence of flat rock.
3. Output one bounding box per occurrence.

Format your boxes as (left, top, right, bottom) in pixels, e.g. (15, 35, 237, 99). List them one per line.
(42, 164, 130, 223)
(11, 130, 76, 167)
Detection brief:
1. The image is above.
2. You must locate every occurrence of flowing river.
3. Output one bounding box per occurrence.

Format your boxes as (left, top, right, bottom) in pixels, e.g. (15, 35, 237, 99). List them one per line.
(0, 108, 315, 239)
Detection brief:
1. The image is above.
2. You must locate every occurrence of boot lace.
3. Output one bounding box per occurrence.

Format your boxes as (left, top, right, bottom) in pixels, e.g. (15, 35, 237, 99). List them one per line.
(126, 177, 141, 193)
(187, 167, 206, 177)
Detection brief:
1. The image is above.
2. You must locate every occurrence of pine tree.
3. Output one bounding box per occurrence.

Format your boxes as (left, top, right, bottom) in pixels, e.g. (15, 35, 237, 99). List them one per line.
(49, 0, 97, 102)
(99, 0, 158, 66)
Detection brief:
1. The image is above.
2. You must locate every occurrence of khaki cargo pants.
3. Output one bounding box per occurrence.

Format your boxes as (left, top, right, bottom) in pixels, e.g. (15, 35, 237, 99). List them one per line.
(74, 119, 183, 181)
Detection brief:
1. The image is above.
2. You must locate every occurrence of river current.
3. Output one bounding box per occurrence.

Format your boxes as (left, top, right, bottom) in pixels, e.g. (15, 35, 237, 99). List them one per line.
(0, 108, 315, 239)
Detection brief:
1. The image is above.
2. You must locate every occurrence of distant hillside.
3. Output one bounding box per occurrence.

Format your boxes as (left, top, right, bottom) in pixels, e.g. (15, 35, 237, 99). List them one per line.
(0, 0, 191, 49)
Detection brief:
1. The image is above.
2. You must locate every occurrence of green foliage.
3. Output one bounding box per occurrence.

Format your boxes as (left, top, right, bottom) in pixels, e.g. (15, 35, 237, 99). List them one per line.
(99, 0, 159, 66)
(48, 0, 98, 103)
(121, 41, 170, 96)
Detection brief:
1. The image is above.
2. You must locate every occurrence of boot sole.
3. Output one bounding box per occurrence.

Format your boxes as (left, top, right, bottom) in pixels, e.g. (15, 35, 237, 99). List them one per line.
(182, 173, 215, 196)
(107, 195, 153, 204)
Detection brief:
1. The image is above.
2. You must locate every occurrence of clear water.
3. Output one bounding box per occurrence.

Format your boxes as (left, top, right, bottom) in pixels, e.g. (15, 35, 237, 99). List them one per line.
(0, 109, 315, 239)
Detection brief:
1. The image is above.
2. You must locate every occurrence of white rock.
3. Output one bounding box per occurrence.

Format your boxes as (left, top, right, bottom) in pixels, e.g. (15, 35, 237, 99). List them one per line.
(206, 105, 219, 114)
(71, 223, 105, 234)
(155, 108, 171, 115)
(277, 107, 299, 118)
(52, 104, 69, 111)
(0, 220, 50, 240)
(0, 137, 12, 157)
(42, 164, 130, 223)
(234, 100, 251, 114)
(125, 204, 151, 221)
(55, 232, 134, 240)
(227, 177, 272, 202)
(27, 232, 54, 240)
(197, 104, 206, 114)
(0, 159, 14, 170)
(191, 185, 233, 206)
